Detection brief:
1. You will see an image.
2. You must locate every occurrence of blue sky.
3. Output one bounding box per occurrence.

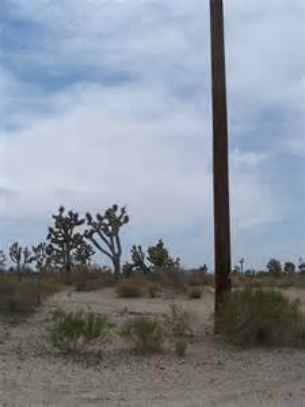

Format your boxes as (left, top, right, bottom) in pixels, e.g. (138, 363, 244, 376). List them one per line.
(0, 0, 304, 270)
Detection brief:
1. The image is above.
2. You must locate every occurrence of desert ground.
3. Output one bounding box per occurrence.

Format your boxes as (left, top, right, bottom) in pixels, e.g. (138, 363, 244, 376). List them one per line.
(1, 287, 305, 407)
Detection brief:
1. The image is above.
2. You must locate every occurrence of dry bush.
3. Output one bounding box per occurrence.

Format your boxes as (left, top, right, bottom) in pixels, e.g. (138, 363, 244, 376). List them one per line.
(186, 269, 206, 286)
(216, 288, 305, 347)
(188, 286, 202, 299)
(116, 277, 146, 298)
(149, 267, 186, 293)
(0, 276, 41, 317)
(71, 266, 115, 292)
(163, 304, 195, 338)
(120, 316, 165, 352)
(38, 272, 65, 296)
(296, 274, 305, 288)
(0, 273, 63, 320)
(204, 274, 215, 287)
(232, 272, 305, 290)
(147, 282, 163, 298)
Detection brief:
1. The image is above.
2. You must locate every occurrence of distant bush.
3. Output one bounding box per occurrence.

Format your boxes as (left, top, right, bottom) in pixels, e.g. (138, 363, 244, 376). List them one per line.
(186, 268, 206, 286)
(147, 283, 162, 298)
(216, 288, 305, 347)
(188, 287, 202, 299)
(116, 278, 145, 298)
(0, 274, 63, 319)
(0, 277, 40, 317)
(46, 308, 111, 352)
(38, 273, 65, 296)
(120, 316, 165, 352)
(151, 267, 186, 292)
(71, 266, 115, 292)
(231, 274, 300, 289)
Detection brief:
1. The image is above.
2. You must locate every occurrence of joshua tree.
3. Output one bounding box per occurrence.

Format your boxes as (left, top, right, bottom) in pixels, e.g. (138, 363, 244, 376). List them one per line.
(298, 258, 305, 274)
(74, 240, 95, 266)
(0, 250, 6, 271)
(147, 239, 180, 270)
(239, 258, 245, 274)
(284, 261, 296, 276)
(32, 242, 54, 272)
(122, 262, 134, 278)
(9, 242, 34, 278)
(266, 258, 282, 277)
(85, 204, 129, 278)
(130, 245, 150, 274)
(47, 207, 85, 278)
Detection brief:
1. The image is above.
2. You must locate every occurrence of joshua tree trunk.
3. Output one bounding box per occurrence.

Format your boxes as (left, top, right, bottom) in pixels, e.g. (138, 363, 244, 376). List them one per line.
(113, 255, 121, 279)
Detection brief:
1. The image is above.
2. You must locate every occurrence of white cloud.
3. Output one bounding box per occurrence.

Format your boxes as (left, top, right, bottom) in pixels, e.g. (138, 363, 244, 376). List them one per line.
(1, 82, 292, 268)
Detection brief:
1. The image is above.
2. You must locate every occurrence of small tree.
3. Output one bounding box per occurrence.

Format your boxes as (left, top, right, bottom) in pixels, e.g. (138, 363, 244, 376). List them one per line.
(131, 245, 150, 274)
(239, 258, 245, 274)
(85, 205, 129, 278)
(284, 261, 296, 276)
(147, 239, 180, 270)
(0, 250, 6, 271)
(266, 258, 282, 277)
(47, 207, 85, 278)
(74, 240, 95, 266)
(9, 242, 34, 278)
(32, 242, 54, 272)
(298, 258, 305, 274)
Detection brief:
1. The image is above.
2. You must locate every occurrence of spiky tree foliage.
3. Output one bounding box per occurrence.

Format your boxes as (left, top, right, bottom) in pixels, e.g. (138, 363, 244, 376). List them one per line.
(284, 261, 296, 276)
(122, 262, 134, 278)
(147, 239, 180, 270)
(9, 242, 35, 278)
(85, 205, 129, 278)
(47, 207, 85, 276)
(298, 258, 305, 274)
(74, 240, 95, 266)
(266, 258, 282, 277)
(131, 245, 150, 274)
(32, 242, 54, 271)
(0, 250, 6, 271)
(239, 258, 245, 274)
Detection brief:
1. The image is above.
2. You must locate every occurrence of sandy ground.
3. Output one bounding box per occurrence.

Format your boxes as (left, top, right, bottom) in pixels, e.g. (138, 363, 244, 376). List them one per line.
(1, 287, 305, 407)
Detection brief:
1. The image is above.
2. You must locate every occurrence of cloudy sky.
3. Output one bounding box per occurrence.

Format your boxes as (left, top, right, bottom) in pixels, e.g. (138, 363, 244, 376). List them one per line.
(1, 0, 304, 270)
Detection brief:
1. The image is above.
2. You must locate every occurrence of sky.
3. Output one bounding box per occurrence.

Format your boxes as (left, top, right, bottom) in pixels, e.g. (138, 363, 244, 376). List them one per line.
(0, 0, 304, 271)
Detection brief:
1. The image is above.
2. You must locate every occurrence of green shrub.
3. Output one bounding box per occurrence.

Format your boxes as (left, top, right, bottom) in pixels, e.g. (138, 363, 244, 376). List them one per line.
(47, 308, 111, 352)
(216, 288, 305, 347)
(174, 336, 188, 356)
(120, 316, 165, 352)
(188, 286, 202, 299)
(116, 278, 145, 298)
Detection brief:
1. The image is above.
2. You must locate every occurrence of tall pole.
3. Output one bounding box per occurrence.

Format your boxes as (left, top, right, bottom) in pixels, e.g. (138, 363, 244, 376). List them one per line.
(209, 0, 232, 315)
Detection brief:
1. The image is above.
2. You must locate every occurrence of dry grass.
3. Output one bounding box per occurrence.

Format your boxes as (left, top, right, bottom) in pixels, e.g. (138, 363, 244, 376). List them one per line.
(216, 288, 305, 347)
(0, 273, 64, 320)
(70, 266, 115, 292)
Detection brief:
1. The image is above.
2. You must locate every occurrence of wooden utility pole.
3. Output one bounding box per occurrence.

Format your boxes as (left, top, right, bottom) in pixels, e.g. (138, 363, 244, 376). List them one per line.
(209, 0, 232, 314)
